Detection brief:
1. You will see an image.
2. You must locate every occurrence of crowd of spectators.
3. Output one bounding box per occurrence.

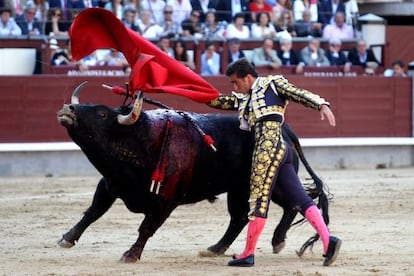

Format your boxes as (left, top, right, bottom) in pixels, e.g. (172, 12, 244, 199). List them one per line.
(1, 0, 406, 77)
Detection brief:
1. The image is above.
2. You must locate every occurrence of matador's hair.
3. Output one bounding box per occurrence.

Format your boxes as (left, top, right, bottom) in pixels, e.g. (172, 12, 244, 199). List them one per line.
(225, 57, 258, 78)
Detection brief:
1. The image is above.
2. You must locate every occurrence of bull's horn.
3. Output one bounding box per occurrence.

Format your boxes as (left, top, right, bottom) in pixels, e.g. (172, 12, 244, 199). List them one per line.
(117, 92, 143, 125)
(71, 81, 88, 104)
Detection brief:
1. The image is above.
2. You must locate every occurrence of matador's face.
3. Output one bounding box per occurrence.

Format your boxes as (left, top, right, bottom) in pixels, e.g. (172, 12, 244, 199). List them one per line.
(229, 74, 254, 94)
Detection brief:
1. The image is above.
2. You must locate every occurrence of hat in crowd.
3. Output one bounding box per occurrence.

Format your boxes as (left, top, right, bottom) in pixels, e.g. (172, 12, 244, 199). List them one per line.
(49, 38, 60, 50)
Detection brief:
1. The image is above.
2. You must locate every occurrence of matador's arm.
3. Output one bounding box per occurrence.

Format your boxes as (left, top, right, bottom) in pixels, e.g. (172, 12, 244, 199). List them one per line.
(206, 93, 241, 111)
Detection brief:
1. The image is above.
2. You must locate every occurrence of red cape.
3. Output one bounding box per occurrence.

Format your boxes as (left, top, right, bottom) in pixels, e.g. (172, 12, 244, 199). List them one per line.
(69, 8, 219, 103)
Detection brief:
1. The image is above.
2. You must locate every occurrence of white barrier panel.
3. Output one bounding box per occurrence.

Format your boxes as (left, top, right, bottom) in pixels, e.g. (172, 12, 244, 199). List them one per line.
(0, 48, 36, 75)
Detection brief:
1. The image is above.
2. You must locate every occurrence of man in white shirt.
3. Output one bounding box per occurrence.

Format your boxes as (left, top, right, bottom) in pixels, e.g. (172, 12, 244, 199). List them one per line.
(0, 8, 22, 36)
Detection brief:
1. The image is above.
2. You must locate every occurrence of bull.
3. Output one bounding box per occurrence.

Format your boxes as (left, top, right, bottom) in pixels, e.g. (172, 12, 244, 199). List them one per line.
(57, 82, 329, 262)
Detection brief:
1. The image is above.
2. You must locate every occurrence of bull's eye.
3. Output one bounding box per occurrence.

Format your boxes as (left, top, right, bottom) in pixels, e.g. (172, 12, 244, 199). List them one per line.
(99, 111, 107, 119)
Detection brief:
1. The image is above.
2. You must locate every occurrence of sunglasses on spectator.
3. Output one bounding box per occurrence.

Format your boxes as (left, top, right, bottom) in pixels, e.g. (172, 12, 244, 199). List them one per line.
(192, 14, 200, 17)
(164, 10, 172, 14)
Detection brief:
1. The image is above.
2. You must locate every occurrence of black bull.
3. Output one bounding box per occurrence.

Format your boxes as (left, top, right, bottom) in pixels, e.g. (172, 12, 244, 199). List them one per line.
(57, 84, 329, 262)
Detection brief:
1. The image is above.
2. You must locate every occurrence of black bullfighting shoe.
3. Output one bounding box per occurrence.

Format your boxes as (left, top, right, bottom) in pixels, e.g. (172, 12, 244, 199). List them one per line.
(228, 254, 254, 267)
(323, 236, 342, 266)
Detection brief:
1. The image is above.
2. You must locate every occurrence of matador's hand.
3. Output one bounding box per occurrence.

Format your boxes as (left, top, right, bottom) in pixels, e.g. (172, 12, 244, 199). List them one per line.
(320, 104, 336, 127)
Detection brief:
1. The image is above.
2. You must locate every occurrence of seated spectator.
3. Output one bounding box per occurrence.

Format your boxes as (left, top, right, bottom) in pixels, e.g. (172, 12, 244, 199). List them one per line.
(167, 0, 192, 27)
(33, 0, 49, 22)
(158, 36, 174, 57)
(293, 0, 318, 22)
(122, 8, 140, 33)
(200, 41, 221, 76)
(325, 38, 348, 65)
(274, 9, 297, 37)
(322, 11, 354, 40)
(228, 37, 245, 64)
(251, 11, 276, 39)
(104, 0, 124, 20)
(347, 39, 379, 70)
(173, 39, 195, 70)
(294, 8, 322, 37)
(98, 49, 129, 66)
(250, 37, 282, 69)
(50, 38, 71, 65)
(226, 12, 250, 39)
(137, 9, 163, 39)
(190, 0, 218, 23)
(277, 37, 300, 65)
(271, 0, 294, 24)
(181, 10, 203, 38)
(213, 0, 252, 23)
(44, 7, 69, 36)
(140, 0, 165, 25)
(201, 9, 226, 39)
(0, 7, 22, 36)
(299, 37, 330, 66)
(317, 0, 345, 28)
(15, 2, 42, 35)
(159, 5, 182, 38)
(384, 60, 407, 77)
(249, 0, 272, 22)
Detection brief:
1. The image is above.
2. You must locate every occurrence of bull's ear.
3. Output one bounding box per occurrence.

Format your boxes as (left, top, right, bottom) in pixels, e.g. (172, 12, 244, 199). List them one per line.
(117, 93, 143, 125)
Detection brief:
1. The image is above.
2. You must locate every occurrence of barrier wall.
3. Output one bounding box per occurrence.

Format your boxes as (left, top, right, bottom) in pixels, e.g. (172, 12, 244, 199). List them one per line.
(0, 75, 411, 143)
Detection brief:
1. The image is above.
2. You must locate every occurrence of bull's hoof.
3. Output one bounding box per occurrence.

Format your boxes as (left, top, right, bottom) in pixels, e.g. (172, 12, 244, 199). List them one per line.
(198, 250, 220, 257)
(273, 241, 286, 254)
(120, 251, 139, 263)
(58, 238, 75, 248)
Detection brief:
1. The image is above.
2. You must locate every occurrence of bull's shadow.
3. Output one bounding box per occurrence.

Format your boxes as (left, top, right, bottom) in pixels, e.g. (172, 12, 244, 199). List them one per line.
(57, 82, 329, 262)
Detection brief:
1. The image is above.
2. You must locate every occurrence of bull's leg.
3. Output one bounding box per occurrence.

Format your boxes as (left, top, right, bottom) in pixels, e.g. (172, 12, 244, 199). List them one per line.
(202, 189, 250, 256)
(121, 196, 178, 263)
(58, 177, 116, 248)
(271, 208, 298, 254)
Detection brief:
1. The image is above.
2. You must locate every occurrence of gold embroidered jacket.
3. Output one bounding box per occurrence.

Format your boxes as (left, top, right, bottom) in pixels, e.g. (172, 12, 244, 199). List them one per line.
(207, 75, 329, 130)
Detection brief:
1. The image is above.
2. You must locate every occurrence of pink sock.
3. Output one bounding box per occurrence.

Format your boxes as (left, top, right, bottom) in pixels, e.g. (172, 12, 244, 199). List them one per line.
(304, 205, 330, 253)
(238, 217, 266, 259)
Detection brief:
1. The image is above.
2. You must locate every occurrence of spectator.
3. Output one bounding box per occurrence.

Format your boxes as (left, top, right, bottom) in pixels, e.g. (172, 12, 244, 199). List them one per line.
(322, 11, 354, 40)
(294, 8, 322, 37)
(44, 7, 69, 36)
(250, 37, 282, 69)
(137, 9, 163, 39)
(158, 36, 174, 57)
(271, 0, 293, 24)
(249, 0, 272, 22)
(226, 12, 250, 39)
(384, 60, 407, 77)
(325, 37, 350, 73)
(15, 2, 43, 35)
(140, 0, 165, 25)
(50, 38, 71, 65)
(213, 0, 251, 23)
(293, 0, 318, 22)
(104, 0, 124, 20)
(48, 0, 70, 20)
(228, 37, 245, 64)
(274, 9, 296, 37)
(33, 0, 49, 22)
(9, 0, 24, 17)
(181, 9, 203, 38)
(200, 41, 221, 76)
(98, 49, 129, 66)
(344, 0, 358, 26)
(277, 37, 301, 66)
(317, 0, 345, 27)
(159, 5, 182, 38)
(167, 0, 192, 27)
(299, 37, 330, 66)
(122, 8, 140, 33)
(173, 39, 195, 70)
(0, 7, 22, 35)
(201, 9, 226, 39)
(251, 11, 276, 39)
(67, 0, 98, 11)
(346, 39, 379, 71)
(190, 0, 217, 23)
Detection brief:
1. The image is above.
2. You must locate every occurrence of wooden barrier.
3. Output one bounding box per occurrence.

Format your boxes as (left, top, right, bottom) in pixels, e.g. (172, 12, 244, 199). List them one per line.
(0, 75, 411, 143)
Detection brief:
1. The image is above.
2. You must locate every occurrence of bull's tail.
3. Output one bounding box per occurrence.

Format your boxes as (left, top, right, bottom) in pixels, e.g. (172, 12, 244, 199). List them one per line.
(283, 123, 332, 255)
